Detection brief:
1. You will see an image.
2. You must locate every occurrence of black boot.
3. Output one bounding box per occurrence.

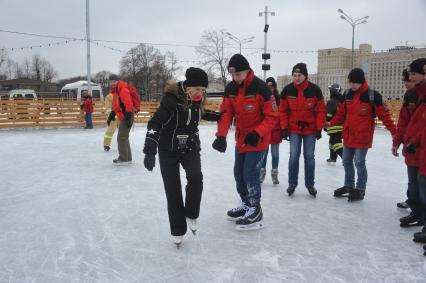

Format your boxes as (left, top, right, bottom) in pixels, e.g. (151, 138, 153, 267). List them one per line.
(348, 189, 365, 202)
(287, 184, 296, 196)
(307, 186, 317, 198)
(400, 212, 424, 227)
(334, 186, 354, 197)
(413, 226, 426, 243)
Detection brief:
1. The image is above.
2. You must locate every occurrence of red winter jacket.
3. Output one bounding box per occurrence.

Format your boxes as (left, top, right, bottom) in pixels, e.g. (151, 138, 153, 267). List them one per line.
(393, 81, 426, 166)
(216, 69, 277, 153)
(83, 97, 93, 113)
(406, 103, 426, 174)
(330, 82, 396, 149)
(128, 85, 141, 112)
(270, 90, 282, 144)
(112, 80, 133, 121)
(279, 79, 326, 135)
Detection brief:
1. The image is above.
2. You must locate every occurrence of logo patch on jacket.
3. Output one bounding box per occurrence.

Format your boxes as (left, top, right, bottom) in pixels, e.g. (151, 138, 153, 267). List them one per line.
(245, 104, 256, 111)
(272, 101, 277, 111)
(360, 108, 367, 114)
(307, 102, 314, 109)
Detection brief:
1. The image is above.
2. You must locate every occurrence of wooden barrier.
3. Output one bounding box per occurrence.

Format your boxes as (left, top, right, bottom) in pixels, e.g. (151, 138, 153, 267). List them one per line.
(0, 98, 223, 129)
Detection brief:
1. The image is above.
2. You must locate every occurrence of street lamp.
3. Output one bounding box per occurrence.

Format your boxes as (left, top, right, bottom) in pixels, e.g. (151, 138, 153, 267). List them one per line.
(225, 32, 255, 54)
(337, 9, 369, 69)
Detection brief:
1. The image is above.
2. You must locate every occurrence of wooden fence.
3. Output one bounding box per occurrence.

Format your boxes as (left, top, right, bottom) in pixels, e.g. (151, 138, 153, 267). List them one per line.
(0, 98, 223, 129)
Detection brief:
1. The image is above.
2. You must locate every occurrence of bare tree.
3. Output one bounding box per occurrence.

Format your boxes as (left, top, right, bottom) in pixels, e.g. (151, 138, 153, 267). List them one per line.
(41, 60, 58, 82)
(14, 61, 24, 79)
(0, 48, 7, 71)
(31, 54, 43, 81)
(94, 70, 111, 93)
(5, 58, 15, 79)
(196, 29, 231, 89)
(22, 57, 32, 78)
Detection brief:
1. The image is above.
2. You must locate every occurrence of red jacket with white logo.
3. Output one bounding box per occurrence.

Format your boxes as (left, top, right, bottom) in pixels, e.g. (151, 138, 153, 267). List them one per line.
(279, 79, 326, 135)
(393, 81, 426, 166)
(330, 82, 396, 149)
(216, 70, 277, 153)
(112, 80, 133, 121)
(270, 89, 282, 144)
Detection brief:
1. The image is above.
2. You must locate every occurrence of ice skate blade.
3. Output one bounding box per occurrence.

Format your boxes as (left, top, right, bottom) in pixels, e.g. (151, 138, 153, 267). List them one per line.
(400, 221, 424, 228)
(174, 242, 181, 249)
(227, 216, 241, 222)
(190, 229, 197, 235)
(235, 221, 265, 231)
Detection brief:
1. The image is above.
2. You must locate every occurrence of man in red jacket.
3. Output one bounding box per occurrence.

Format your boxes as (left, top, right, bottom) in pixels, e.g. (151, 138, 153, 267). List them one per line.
(393, 68, 421, 210)
(330, 68, 396, 201)
(108, 74, 134, 165)
(212, 54, 277, 230)
(279, 63, 326, 197)
(396, 58, 426, 227)
(82, 91, 94, 129)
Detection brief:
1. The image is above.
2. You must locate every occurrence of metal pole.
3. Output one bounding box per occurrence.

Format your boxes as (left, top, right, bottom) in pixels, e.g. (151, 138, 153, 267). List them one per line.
(86, 0, 92, 95)
(263, 6, 268, 80)
(239, 42, 242, 54)
(351, 24, 355, 69)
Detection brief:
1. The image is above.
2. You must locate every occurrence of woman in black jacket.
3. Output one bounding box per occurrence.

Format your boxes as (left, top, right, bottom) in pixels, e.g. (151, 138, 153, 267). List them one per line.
(143, 67, 221, 247)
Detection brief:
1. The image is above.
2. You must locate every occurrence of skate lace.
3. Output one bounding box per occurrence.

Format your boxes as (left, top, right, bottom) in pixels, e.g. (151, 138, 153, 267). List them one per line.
(242, 206, 256, 219)
(231, 203, 248, 213)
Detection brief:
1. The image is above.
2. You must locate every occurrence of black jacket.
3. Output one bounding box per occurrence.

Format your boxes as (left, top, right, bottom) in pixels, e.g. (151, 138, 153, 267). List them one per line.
(143, 81, 219, 155)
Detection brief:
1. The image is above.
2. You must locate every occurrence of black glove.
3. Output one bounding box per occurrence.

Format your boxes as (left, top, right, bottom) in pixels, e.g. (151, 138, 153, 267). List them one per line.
(212, 136, 227, 153)
(244, 131, 260, 147)
(124, 112, 133, 128)
(107, 111, 116, 126)
(315, 130, 322, 140)
(202, 110, 223, 122)
(406, 143, 416, 154)
(143, 128, 159, 156)
(282, 129, 289, 141)
(144, 154, 156, 171)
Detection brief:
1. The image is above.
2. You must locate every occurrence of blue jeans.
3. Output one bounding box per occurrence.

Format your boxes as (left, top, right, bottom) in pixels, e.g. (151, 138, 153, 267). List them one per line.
(85, 113, 93, 128)
(288, 133, 316, 188)
(234, 148, 265, 207)
(261, 144, 280, 170)
(417, 173, 426, 216)
(342, 146, 368, 190)
(406, 166, 420, 215)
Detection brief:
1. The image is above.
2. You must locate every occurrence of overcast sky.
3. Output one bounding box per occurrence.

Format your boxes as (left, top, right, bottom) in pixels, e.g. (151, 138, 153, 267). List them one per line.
(1, 0, 425, 80)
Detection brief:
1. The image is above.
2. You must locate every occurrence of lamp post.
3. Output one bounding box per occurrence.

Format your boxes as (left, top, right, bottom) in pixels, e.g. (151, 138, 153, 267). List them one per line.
(225, 32, 255, 54)
(259, 6, 275, 80)
(86, 0, 92, 94)
(337, 9, 369, 69)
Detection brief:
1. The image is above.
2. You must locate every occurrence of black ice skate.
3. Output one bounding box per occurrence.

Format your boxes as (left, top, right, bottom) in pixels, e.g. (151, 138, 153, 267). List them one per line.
(307, 186, 317, 198)
(287, 185, 296, 196)
(235, 205, 264, 231)
(423, 245, 426, 256)
(397, 200, 409, 209)
(113, 159, 131, 166)
(327, 158, 337, 164)
(271, 169, 279, 185)
(348, 189, 365, 202)
(104, 145, 110, 152)
(334, 186, 353, 197)
(413, 226, 426, 243)
(400, 212, 424, 227)
(227, 203, 248, 221)
(186, 217, 198, 235)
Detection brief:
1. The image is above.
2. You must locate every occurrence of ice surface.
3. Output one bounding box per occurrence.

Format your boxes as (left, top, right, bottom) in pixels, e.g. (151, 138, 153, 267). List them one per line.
(1, 125, 425, 282)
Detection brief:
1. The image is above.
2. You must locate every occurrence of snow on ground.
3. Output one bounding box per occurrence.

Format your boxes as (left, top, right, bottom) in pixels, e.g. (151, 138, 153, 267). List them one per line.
(0, 124, 425, 283)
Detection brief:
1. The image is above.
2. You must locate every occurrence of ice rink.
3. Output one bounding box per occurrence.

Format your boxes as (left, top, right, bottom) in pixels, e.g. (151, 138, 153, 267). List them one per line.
(1, 124, 425, 282)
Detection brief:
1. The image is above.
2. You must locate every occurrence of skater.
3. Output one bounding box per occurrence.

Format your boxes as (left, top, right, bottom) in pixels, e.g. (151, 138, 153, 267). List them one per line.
(329, 68, 396, 201)
(392, 68, 420, 210)
(103, 90, 119, 151)
(325, 83, 343, 164)
(279, 63, 326, 197)
(395, 59, 426, 227)
(212, 54, 276, 230)
(82, 92, 94, 129)
(260, 77, 282, 185)
(108, 74, 134, 165)
(143, 67, 221, 247)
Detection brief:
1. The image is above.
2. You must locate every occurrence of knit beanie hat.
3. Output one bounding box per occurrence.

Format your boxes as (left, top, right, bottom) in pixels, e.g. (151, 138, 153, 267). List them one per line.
(348, 68, 366, 84)
(292, 63, 308, 77)
(228, 54, 250, 73)
(185, 67, 208, 88)
(266, 77, 277, 87)
(408, 58, 426, 75)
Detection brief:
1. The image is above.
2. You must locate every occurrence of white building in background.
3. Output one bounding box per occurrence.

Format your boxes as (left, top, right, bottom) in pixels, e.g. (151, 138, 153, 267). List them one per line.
(277, 44, 426, 100)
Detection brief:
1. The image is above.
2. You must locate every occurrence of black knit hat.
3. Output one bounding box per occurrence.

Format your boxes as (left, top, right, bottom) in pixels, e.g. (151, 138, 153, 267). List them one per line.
(348, 68, 366, 84)
(408, 58, 426, 75)
(292, 63, 308, 77)
(185, 67, 208, 88)
(228, 54, 250, 72)
(266, 77, 277, 87)
(109, 74, 119, 81)
(402, 69, 410, 82)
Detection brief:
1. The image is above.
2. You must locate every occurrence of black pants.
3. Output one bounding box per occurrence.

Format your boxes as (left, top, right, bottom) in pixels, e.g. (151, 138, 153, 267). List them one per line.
(159, 149, 203, 236)
(328, 132, 343, 160)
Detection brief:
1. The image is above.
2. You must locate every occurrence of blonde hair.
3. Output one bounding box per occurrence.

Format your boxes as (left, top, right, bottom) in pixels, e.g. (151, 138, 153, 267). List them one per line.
(186, 86, 207, 112)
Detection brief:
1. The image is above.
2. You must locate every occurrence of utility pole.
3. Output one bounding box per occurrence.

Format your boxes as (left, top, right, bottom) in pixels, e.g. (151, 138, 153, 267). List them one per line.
(259, 6, 275, 80)
(86, 0, 92, 95)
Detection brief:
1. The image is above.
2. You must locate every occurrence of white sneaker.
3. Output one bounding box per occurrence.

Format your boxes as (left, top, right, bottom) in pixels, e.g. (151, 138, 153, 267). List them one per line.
(172, 235, 183, 248)
(186, 217, 198, 235)
(113, 159, 132, 165)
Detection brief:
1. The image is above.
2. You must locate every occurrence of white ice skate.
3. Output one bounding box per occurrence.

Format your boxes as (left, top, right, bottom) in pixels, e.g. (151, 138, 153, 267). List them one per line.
(186, 217, 198, 235)
(259, 168, 266, 183)
(172, 235, 183, 248)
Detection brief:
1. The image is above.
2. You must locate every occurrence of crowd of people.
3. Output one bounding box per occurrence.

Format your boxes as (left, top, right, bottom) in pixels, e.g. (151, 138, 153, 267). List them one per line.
(96, 54, 426, 254)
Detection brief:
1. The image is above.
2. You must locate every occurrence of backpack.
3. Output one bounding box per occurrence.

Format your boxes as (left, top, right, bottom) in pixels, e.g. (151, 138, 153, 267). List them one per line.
(129, 86, 141, 112)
